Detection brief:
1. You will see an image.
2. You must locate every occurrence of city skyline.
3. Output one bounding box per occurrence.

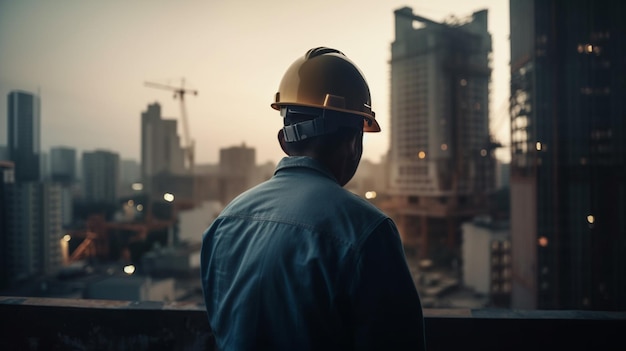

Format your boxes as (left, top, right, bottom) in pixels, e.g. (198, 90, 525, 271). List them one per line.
(0, 0, 511, 165)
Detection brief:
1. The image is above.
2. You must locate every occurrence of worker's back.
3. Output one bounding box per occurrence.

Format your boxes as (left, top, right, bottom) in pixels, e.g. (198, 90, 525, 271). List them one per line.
(201, 156, 396, 350)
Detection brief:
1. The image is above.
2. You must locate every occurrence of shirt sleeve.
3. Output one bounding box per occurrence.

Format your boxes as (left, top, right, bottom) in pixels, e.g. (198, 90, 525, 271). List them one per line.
(349, 218, 427, 351)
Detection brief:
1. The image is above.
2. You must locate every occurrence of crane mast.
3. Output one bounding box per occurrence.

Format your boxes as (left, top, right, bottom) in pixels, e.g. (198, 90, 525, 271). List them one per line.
(144, 79, 198, 173)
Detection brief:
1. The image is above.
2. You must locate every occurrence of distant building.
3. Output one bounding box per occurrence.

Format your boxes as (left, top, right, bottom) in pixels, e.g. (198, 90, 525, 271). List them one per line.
(48, 147, 77, 226)
(8, 182, 42, 281)
(3, 181, 63, 284)
(461, 216, 511, 307)
(0, 161, 15, 289)
(3, 92, 64, 286)
(509, 0, 626, 310)
(82, 150, 120, 205)
(140, 102, 186, 193)
(218, 143, 256, 205)
(219, 143, 255, 178)
(40, 182, 64, 276)
(7, 90, 40, 182)
(384, 7, 495, 265)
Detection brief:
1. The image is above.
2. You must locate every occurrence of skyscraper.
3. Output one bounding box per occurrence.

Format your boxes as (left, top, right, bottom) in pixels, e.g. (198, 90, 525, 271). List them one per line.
(7, 90, 40, 182)
(385, 7, 495, 264)
(3, 90, 63, 285)
(141, 102, 186, 188)
(509, 0, 625, 310)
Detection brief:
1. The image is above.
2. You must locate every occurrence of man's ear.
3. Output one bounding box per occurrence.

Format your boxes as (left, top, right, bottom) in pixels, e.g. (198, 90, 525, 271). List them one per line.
(278, 129, 290, 155)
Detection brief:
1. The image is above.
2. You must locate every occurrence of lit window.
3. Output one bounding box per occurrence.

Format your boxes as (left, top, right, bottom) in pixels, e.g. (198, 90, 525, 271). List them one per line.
(587, 215, 595, 224)
(502, 254, 511, 264)
(418, 151, 426, 159)
(491, 241, 500, 250)
(536, 142, 542, 151)
(503, 240, 511, 250)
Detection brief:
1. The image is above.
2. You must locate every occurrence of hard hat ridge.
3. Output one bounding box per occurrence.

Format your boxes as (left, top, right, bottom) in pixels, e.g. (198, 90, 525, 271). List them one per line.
(271, 47, 381, 134)
(305, 47, 344, 59)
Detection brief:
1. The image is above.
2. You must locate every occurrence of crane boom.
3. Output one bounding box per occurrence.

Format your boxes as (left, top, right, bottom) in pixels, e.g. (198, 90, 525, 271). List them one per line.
(144, 79, 198, 173)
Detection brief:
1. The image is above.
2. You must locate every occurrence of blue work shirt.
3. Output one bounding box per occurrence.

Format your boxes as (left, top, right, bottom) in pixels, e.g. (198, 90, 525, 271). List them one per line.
(201, 156, 426, 351)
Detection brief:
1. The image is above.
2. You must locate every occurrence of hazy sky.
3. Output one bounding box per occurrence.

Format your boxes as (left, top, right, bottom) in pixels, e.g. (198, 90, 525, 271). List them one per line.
(0, 0, 510, 165)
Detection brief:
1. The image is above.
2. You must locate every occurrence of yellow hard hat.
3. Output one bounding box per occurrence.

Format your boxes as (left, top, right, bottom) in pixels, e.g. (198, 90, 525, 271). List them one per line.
(271, 47, 380, 133)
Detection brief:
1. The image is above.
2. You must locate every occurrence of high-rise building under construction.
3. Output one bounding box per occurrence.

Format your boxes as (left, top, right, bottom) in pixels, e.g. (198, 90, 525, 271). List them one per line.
(509, 0, 625, 310)
(384, 7, 495, 265)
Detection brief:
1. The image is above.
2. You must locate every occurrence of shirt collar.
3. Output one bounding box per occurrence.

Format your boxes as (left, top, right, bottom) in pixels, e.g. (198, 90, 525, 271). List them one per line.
(274, 156, 338, 183)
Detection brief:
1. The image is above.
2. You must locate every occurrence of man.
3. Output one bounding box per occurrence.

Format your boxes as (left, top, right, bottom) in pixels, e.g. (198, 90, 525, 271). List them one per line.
(201, 47, 426, 350)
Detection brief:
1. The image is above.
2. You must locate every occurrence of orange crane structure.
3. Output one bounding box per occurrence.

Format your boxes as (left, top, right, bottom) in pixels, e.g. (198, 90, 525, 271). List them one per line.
(144, 78, 198, 174)
(67, 198, 195, 263)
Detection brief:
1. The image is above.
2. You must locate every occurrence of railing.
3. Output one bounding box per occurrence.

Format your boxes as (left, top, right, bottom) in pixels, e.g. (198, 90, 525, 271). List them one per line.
(1, 296, 624, 351)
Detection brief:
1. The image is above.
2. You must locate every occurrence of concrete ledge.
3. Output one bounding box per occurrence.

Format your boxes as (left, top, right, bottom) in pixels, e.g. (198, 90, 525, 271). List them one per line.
(1, 296, 625, 350)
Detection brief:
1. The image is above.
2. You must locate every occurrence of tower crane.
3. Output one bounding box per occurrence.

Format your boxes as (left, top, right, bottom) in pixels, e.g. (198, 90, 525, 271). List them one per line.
(144, 78, 198, 174)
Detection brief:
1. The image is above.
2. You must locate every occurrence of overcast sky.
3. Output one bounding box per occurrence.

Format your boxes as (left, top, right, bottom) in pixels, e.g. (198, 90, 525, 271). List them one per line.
(0, 0, 510, 165)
